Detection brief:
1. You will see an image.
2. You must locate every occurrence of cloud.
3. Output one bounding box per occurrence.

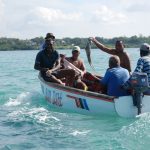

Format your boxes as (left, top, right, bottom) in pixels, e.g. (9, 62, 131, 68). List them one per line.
(27, 7, 82, 25)
(0, 0, 6, 37)
(0, 0, 5, 19)
(91, 5, 127, 24)
(0, 0, 150, 39)
(126, 3, 150, 12)
(119, 0, 150, 12)
(0, 4, 83, 38)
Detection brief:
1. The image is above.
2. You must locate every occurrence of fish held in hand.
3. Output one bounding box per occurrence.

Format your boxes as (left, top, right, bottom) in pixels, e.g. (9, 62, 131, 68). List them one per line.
(85, 39, 95, 70)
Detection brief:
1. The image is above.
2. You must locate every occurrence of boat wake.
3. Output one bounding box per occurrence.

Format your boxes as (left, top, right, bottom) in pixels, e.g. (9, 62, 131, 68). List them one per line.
(70, 130, 91, 136)
(3, 91, 66, 128)
(116, 113, 150, 148)
(4, 92, 32, 107)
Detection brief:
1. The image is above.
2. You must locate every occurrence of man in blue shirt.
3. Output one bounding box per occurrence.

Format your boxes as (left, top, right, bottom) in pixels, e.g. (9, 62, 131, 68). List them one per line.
(34, 33, 76, 86)
(100, 55, 130, 96)
(41, 33, 55, 50)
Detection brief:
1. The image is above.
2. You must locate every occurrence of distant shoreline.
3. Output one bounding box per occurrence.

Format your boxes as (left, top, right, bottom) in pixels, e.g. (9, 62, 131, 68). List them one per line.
(0, 48, 137, 52)
(0, 35, 149, 50)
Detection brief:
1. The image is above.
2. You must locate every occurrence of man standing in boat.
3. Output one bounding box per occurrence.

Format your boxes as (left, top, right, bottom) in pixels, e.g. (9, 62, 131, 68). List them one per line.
(34, 33, 76, 86)
(90, 38, 131, 73)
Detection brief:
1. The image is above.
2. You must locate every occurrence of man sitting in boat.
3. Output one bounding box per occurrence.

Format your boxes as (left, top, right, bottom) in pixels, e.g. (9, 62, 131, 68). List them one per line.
(99, 55, 130, 96)
(41, 33, 54, 51)
(34, 33, 76, 86)
(90, 38, 131, 73)
(60, 46, 105, 92)
(61, 46, 88, 90)
(133, 43, 150, 94)
(66, 46, 86, 74)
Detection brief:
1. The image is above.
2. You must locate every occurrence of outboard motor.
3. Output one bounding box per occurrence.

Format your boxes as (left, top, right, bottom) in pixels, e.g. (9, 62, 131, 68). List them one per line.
(130, 72, 149, 115)
(123, 72, 149, 115)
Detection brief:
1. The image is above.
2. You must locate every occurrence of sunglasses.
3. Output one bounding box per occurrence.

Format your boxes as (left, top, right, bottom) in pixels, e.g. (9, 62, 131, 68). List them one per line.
(45, 38, 55, 45)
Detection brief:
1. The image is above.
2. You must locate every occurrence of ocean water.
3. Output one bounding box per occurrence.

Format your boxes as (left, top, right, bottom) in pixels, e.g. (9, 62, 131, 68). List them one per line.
(1, 49, 150, 150)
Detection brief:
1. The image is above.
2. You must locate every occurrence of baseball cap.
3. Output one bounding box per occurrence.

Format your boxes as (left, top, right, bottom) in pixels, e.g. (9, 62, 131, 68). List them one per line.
(72, 46, 80, 52)
(140, 43, 150, 52)
(45, 33, 55, 39)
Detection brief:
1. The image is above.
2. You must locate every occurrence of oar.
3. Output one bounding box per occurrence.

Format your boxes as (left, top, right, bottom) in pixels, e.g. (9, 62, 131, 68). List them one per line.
(62, 58, 84, 76)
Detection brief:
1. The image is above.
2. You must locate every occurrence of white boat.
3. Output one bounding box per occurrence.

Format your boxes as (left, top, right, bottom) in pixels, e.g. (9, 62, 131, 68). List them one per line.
(39, 74, 150, 118)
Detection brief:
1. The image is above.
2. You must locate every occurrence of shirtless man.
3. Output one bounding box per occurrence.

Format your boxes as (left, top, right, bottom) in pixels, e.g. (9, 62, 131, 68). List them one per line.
(65, 46, 87, 90)
(90, 38, 131, 73)
(66, 46, 86, 73)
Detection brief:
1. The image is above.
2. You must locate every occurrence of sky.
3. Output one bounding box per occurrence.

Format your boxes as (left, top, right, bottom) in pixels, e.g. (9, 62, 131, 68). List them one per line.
(0, 0, 150, 39)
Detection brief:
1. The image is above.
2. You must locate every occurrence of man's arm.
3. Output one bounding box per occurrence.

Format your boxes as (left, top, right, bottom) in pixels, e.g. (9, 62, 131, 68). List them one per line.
(124, 52, 132, 73)
(46, 58, 61, 76)
(90, 37, 116, 55)
(134, 58, 144, 72)
(50, 59, 61, 72)
(34, 53, 49, 72)
(34, 62, 49, 72)
(79, 60, 86, 74)
(100, 70, 110, 86)
(46, 51, 61, 74)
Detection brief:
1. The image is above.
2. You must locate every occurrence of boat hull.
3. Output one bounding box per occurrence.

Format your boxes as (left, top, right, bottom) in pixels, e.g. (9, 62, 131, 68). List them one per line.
(39, 75, 150, 118)
(39, 75, 116, 116)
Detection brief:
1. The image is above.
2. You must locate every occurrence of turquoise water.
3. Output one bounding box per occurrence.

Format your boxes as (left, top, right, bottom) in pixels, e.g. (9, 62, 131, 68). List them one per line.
(1, 49, 150, 150)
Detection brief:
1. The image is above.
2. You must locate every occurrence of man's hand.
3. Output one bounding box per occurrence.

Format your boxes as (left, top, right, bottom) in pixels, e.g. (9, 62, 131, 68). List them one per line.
(89, 37, 96, 43)
(46, 69, 52, 77)
(57, 79, 65, 86)
(60, 54, 66, 59)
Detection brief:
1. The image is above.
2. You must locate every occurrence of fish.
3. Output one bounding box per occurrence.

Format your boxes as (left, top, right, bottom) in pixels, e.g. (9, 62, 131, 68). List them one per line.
(85, 38, 95, 70)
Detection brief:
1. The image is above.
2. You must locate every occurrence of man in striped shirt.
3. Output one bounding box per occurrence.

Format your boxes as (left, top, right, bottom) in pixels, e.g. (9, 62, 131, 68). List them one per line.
(134, 43, 150, 94)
